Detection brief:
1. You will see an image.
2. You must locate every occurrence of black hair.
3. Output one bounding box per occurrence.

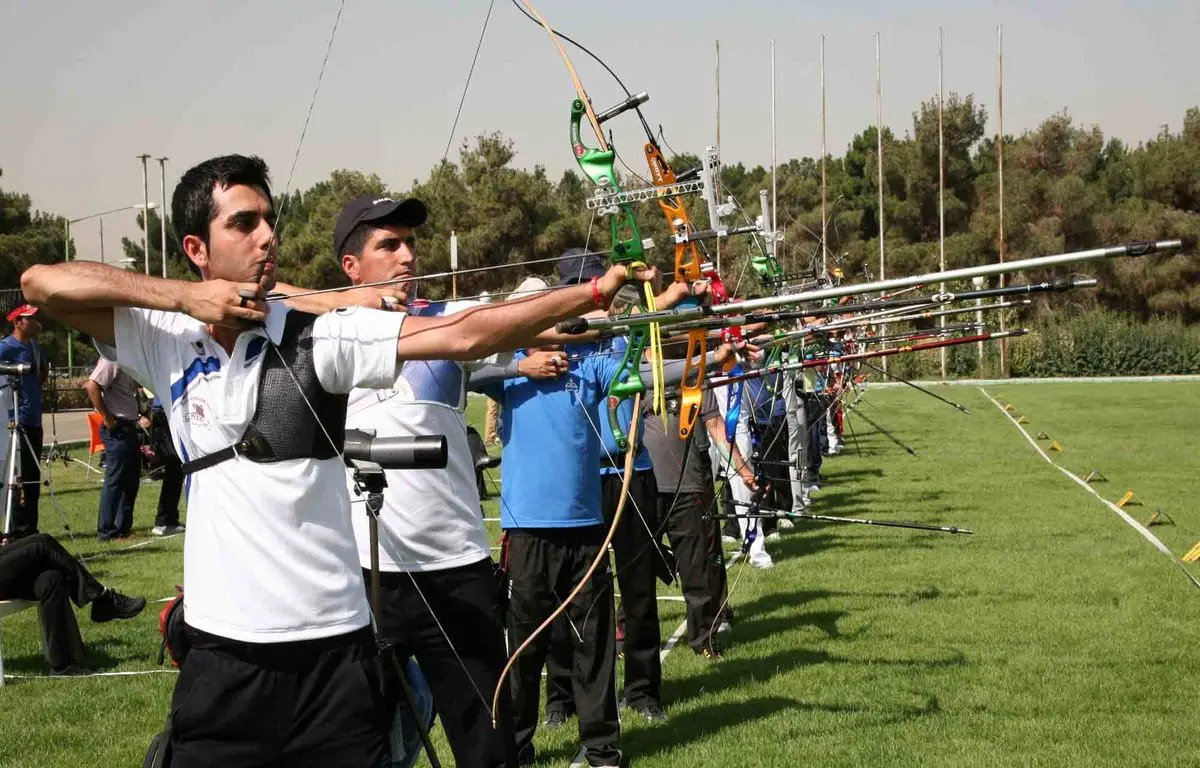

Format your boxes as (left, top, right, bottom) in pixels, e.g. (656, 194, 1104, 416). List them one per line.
(341, 221, 375, 259)
(171, 155, 273, 275)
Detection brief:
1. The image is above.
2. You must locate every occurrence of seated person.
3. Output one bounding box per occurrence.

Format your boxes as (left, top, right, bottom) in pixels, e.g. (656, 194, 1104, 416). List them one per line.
(0, 533, 145, 675)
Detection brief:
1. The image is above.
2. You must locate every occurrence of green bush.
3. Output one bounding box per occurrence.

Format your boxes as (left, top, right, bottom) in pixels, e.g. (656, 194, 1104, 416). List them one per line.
(1008, 311, 1200, 377)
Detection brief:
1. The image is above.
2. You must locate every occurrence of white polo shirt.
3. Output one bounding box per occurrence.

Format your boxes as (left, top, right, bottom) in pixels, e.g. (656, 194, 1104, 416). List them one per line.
(347, 300, 491, 573)
(101, 304, 404, 643)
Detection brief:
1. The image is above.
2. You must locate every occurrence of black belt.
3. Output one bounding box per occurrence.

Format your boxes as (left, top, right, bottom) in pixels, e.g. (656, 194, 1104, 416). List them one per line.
(180, 433, 273, 475)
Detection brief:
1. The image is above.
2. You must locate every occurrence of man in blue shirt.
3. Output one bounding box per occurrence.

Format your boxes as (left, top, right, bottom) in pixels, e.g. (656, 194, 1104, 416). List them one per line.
(1, 304, 49, 539)
(479, 340, 625, 768)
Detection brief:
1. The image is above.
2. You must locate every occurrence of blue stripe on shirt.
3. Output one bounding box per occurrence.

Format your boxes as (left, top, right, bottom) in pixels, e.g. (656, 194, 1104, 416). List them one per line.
(170, 356, 221, 403)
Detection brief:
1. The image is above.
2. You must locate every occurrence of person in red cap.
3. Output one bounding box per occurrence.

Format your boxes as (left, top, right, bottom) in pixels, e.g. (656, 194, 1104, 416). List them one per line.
(1, 304, 48, 539)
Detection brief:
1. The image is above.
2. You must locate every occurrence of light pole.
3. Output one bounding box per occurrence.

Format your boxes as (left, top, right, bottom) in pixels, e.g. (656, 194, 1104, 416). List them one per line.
(62, 203, 154, 368)
(138, 154, 152, 274)
(157, 157, 169, 278)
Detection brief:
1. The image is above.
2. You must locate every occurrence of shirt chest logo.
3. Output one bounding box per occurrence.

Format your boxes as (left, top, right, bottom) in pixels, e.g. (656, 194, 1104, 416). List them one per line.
(182, 396, 214, 428)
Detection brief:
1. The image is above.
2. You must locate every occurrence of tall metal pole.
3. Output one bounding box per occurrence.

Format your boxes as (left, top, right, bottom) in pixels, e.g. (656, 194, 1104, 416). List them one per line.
(876, 32, 888, 373)
(138, 154, 152, 275)
(770, 39, 777, 259)
(937, 28, 947, 380)
(99, 218, 105, 264)
(820, 35, 828, 279)
(715, 39, 722, 276)
(63, 218, 72, 369)
(450, 231, 459, 299)
(157, 157, 169, 278)
(997, 24, 1008, 377)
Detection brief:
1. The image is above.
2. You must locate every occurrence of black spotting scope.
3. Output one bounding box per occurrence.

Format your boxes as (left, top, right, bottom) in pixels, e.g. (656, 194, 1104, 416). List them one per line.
(343, 429, 448, 471)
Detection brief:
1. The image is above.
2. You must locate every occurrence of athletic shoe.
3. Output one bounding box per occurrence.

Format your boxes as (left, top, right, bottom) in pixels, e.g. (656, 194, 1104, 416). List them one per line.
(151, 525, 185, 536)
(631, 702, 667, 721)
(778, 519, 795, 530)
(750, 552, 774, 569)
(721, 534, 738, 544)
(696, 639, 724, 659)
(49, 664, 92, 676)
(90, 590, 146, 623)
(543, 710, 571, 730)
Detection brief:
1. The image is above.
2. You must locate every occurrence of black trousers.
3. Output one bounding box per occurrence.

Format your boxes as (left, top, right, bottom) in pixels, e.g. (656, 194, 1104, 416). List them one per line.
(503, 527, 620, 767)
(802, 392, 825, 476)
(0, 532, 104, 669)
(758, 418, 794, 514)
(368, 559, 518, 768)
(150, 411, 183, 528)
(601, 469, 661, 707)
(545, 615, 575, 716)
(9, 424, 42, 538)
(546, 469, 663, 713)
(154, 455, 183, 528)
(657, 490, 725, 652)
(169, 626, 391, 768)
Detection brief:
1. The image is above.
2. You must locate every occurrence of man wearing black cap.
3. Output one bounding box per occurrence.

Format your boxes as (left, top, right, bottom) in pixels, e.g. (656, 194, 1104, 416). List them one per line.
(21, 154, 662, 768)
(275, 196, 609, 768)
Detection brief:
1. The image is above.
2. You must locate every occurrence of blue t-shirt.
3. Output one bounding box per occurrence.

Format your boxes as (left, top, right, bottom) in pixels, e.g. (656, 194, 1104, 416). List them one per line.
(480, 346, 621, 529)
(0, 335, 46, 427)
(597, 336, 651, 475)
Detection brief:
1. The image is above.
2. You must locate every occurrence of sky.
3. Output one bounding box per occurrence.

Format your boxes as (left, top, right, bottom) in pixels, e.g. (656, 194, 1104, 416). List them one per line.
(2, 0, 1196, 264)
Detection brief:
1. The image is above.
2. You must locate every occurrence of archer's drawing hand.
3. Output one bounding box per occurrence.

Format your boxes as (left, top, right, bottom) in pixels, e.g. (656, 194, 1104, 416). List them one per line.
(596, 265, 661, 304)
(654, 279, 711, 310)
(181, 281, 267, 329)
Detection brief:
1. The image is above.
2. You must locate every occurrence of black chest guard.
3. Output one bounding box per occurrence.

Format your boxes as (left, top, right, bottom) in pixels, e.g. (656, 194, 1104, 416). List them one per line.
(180, 311, 347, 475)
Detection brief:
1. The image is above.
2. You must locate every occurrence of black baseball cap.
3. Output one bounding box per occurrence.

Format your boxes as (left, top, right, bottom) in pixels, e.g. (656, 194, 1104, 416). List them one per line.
(556, 247, 607, 286)
(332, 194, 428, 258)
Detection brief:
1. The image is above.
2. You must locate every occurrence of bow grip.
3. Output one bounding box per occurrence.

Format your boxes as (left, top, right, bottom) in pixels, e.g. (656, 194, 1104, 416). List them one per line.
(556, 317, 590, 335)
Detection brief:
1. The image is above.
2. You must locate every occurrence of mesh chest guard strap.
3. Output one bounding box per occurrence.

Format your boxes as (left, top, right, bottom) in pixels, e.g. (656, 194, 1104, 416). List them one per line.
(180, 311, 347, 475)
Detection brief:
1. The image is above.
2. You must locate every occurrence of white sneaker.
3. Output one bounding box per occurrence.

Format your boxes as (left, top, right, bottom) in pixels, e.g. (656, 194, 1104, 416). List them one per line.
(750, 552, 774, 569)
(151, 525, 185, 536)
(721, 535, 738, 544)
(778, 519, 795, 530)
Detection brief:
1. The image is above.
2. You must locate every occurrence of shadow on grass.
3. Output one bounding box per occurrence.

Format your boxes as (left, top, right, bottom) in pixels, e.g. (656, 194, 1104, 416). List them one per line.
(771, 531, 941, 561)
(3, 636, 136, 675)
(823, 466, 886, 482)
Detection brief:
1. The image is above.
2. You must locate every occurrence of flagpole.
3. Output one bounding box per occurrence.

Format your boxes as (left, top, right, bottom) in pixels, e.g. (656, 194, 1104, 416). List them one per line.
(876, 32, 887, 373)
(937, 27, 947, 379)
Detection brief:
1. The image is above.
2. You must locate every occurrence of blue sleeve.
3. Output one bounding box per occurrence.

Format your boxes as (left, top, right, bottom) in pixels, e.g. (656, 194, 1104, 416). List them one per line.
(0, 339, 14, 362)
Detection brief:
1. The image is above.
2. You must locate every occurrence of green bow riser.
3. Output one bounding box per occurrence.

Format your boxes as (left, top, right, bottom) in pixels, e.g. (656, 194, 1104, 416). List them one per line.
(569, 98, 648, 451)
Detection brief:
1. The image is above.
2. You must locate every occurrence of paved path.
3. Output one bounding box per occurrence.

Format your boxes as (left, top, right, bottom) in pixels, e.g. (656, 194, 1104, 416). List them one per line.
(40, 409, 93, 446)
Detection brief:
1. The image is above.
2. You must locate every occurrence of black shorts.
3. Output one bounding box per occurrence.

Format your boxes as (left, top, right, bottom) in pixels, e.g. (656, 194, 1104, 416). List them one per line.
(168, 625, 392, 768)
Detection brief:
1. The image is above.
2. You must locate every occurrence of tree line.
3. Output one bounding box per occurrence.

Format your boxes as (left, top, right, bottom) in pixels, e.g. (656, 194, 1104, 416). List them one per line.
(3, 94, 1198, 365)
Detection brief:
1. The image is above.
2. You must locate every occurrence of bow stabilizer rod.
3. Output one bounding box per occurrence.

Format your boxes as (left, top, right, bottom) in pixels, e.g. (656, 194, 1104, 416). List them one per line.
(557, 239, 1185, 334)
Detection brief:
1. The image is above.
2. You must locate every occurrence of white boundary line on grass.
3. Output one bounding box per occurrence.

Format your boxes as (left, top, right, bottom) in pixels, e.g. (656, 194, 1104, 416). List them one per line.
(78, 531, 184, 563)
(980, 387, 1200, 590)
(869, 375, 1200, 388)
(3, 669, 177, 680)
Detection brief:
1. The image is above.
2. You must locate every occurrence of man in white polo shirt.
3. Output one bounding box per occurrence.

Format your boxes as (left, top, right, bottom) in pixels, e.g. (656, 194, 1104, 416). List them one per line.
(20, 153, 660, 768)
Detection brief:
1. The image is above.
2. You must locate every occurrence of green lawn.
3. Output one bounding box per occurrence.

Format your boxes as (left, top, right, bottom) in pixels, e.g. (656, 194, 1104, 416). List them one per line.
(2, 382, 1198, 767)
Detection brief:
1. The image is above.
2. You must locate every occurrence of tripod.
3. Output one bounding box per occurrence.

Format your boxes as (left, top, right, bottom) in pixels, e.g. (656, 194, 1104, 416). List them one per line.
(351, 459, 443, 768)
(2, 373, 75, 541)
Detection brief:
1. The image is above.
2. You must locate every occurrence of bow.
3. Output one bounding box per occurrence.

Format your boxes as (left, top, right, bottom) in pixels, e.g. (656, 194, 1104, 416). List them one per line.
(486, 0, 654, 728)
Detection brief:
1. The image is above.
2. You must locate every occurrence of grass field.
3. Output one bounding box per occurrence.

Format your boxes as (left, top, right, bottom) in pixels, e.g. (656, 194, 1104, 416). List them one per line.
(1, 382, 1199, 767)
